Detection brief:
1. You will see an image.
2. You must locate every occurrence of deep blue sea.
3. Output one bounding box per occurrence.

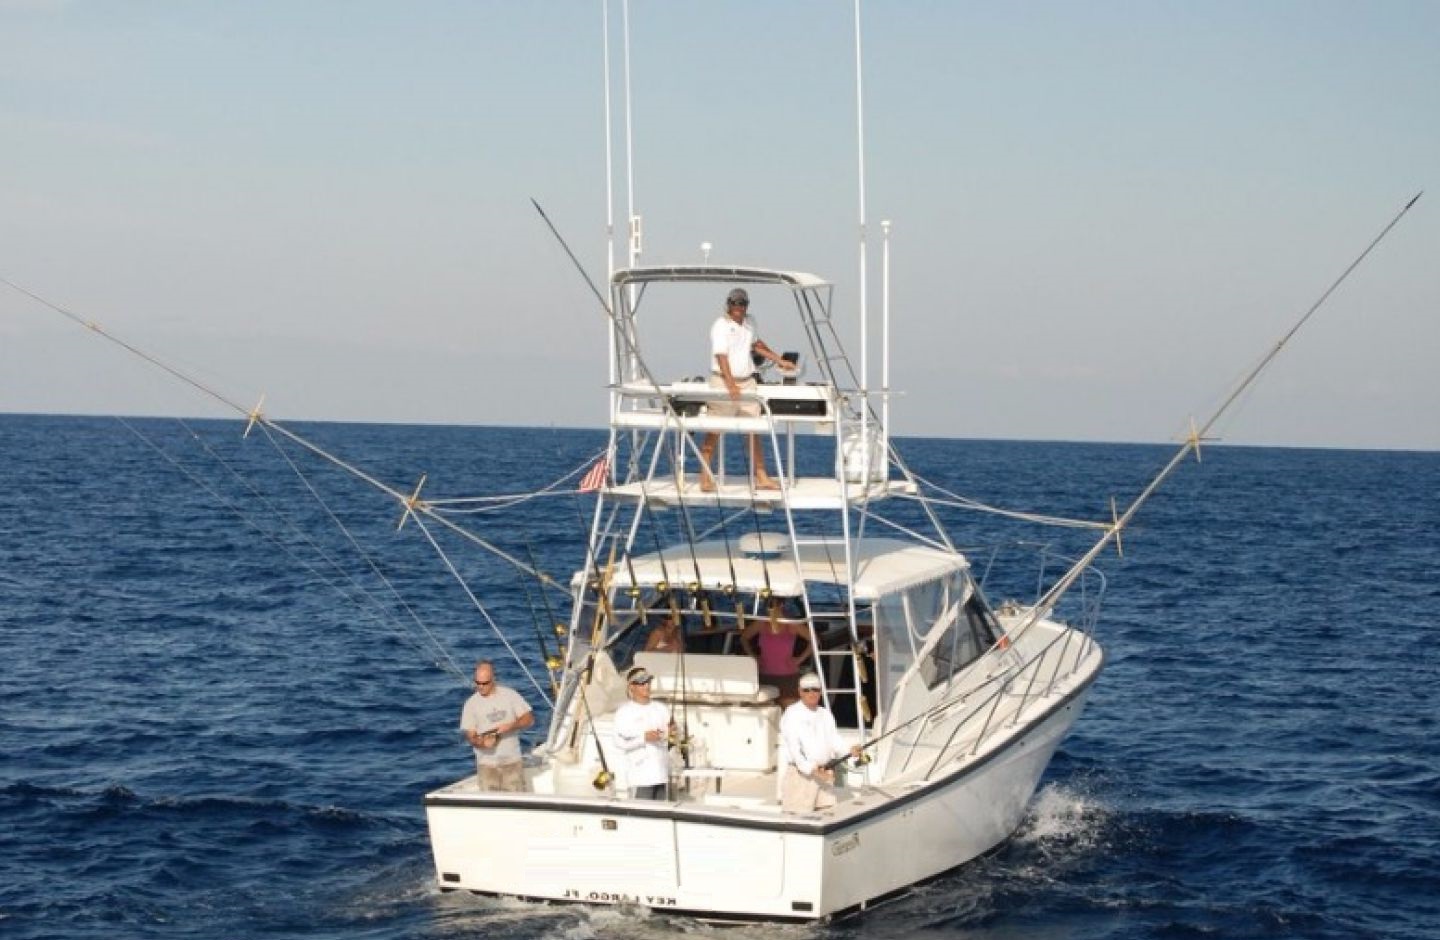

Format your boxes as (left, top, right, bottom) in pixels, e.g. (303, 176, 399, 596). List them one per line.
(2, 414, 1437, 940)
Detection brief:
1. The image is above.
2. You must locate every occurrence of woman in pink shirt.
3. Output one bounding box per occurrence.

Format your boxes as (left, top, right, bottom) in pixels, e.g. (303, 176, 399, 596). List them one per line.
(741, 597, 812, 706)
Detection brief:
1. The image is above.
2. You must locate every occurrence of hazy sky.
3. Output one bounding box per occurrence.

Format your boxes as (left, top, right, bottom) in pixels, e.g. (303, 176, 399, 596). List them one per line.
(2, 1, 1436, 450)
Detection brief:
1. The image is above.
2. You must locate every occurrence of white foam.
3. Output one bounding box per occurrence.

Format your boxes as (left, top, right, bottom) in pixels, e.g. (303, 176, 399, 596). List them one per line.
(1016, 781, 1110, 847)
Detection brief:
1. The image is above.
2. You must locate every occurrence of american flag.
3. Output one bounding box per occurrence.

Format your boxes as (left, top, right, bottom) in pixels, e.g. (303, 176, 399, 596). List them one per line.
(579, 457, 609, 493)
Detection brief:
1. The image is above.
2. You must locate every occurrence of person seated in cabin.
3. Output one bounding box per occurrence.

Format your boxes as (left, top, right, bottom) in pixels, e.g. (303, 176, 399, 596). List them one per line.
(459, 659, 535, 792)
(697, 287, 796, 492)
(644, 612, 684, 654)
(613, 667, 676, 800)
(779, 673, 863, 814)
(740, 596, 812, 706)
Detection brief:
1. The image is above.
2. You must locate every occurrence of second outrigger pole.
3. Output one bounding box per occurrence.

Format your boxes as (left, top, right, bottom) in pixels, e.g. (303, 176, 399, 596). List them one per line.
(853, 190, 1424, 767)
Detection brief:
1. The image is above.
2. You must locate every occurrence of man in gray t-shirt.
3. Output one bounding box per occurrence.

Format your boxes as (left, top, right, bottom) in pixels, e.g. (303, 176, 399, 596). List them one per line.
(460, 659, 534, 792)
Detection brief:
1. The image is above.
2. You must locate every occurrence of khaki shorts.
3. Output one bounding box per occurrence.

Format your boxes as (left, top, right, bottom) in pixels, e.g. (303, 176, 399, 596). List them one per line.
(781, 764, 837, 814)
(477, 760, 527, 793)
(707, 374, 761, 418)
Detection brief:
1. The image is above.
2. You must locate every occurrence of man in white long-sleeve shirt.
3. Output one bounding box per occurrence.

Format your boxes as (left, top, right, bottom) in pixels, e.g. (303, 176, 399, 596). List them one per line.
(613, 666, 675, 800)
(779, 673, 861, 813)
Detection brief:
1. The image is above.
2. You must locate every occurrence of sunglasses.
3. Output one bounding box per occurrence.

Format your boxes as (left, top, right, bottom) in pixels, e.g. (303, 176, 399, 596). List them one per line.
(729, 300, 749, 308)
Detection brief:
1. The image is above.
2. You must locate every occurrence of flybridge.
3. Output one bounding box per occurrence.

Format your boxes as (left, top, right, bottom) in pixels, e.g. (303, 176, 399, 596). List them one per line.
(602, 264, 899, 511)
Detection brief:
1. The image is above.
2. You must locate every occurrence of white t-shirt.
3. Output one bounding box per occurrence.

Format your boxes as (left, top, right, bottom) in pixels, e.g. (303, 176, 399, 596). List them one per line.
(779, 700, 847, 775)
(613, 699, 672, 787)
(710, 313, 758, 379)
(460, 685, 531, 766)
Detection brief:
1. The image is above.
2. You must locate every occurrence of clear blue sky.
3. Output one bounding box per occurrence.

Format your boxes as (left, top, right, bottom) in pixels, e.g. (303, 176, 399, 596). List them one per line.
(2, 1, 1436, 449)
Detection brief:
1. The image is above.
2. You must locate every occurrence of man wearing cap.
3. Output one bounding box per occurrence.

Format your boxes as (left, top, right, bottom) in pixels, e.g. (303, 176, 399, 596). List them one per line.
(779, 673, 862, 813)
(460, 659, 535, 792)
(698, 287, 795, 492)
(614, 666, 676, 800)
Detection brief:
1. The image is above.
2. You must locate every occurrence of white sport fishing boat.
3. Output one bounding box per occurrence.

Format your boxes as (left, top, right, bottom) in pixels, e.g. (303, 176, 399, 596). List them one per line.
(423, 264, 1107, 922)
(8, 2, 1410, 929)
(423, 3, 1101, 924)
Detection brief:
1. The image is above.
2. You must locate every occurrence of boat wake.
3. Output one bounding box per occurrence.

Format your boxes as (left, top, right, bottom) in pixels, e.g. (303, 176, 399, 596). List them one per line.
(1013, 781, 1114, 853)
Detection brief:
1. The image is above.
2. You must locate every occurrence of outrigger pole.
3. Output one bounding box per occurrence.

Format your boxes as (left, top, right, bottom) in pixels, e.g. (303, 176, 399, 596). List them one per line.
(3, 272, 568, 600)
(845, 190, 1425, 763)
(1024, 191, 1423, 629)
(0, 277, 572, 705)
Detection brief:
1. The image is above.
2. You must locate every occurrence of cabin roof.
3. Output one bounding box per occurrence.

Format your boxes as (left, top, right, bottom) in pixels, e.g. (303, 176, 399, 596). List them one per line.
(575, 537, 966, 600)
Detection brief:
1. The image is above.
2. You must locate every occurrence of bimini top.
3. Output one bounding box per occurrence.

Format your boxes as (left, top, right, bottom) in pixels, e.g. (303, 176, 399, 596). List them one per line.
(612, 265, 830, 291)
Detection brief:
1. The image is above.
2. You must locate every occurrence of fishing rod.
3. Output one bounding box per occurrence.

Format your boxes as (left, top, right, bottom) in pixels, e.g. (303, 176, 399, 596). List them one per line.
(627, 477, 695, 765)
(531, 197, 743, 635)
(534, 197, 784, 771)
(521, 541, 564, 695)
(541, 439, 626, 786)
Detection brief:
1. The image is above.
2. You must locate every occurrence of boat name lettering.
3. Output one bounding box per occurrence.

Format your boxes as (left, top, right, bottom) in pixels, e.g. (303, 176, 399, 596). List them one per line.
(562, 888, 676, 906)
(830, 833, 861, 856)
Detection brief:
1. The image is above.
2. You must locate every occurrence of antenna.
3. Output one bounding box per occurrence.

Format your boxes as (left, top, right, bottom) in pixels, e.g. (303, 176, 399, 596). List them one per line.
(881, 218, 891, 455)
(601, 0, 615, 282)
(622, 0, 640, 268)
(701, 242, 713, 265)
(601, 0, 617, 397)
(853, 0, 873, 476)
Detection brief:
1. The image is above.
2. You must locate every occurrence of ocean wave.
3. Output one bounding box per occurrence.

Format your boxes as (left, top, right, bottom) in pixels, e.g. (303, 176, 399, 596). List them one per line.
(1, 779, 401, 831)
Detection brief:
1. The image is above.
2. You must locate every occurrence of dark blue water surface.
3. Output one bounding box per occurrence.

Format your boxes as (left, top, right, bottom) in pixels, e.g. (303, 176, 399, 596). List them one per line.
(2, 414, 1437, 940)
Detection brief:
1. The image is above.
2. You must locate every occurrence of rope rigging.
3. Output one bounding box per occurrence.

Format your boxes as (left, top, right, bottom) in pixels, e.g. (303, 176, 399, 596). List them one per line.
(117, 416, 467, 683)
(0, 272, 617, 697)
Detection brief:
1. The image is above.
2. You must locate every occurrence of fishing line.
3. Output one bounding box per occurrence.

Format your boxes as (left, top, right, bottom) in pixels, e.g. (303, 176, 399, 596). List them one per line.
(118, 417, 465, 681)
(251, 421, 469, 681)
(406, 509, 552, 705)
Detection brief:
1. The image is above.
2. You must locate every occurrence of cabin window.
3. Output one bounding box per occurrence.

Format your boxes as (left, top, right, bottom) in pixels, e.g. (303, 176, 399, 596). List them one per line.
(918, 573, 995, 689)
(873, 591, 914, 709)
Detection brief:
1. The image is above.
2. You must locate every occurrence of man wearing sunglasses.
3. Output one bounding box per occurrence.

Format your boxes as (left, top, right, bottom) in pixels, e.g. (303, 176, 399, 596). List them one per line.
(698, 286, 796, 492)
(460, 659, 535, 792)
(779, 673, 862, 813)
(614, 666, 676, 800)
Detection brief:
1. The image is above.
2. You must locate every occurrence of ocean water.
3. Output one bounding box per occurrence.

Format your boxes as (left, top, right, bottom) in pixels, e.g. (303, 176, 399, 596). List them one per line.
(1, 414, 1437, 940)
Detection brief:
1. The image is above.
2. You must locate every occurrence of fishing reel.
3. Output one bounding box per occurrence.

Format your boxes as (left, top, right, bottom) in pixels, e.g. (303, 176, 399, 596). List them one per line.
(853, 752, 874, 767)
(545, 655, 563, 671)
(592, 769, 614, 791)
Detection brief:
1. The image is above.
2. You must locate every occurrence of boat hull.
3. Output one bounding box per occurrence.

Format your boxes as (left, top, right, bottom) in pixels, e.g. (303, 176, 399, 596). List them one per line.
(425, 674, 1096, 922)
